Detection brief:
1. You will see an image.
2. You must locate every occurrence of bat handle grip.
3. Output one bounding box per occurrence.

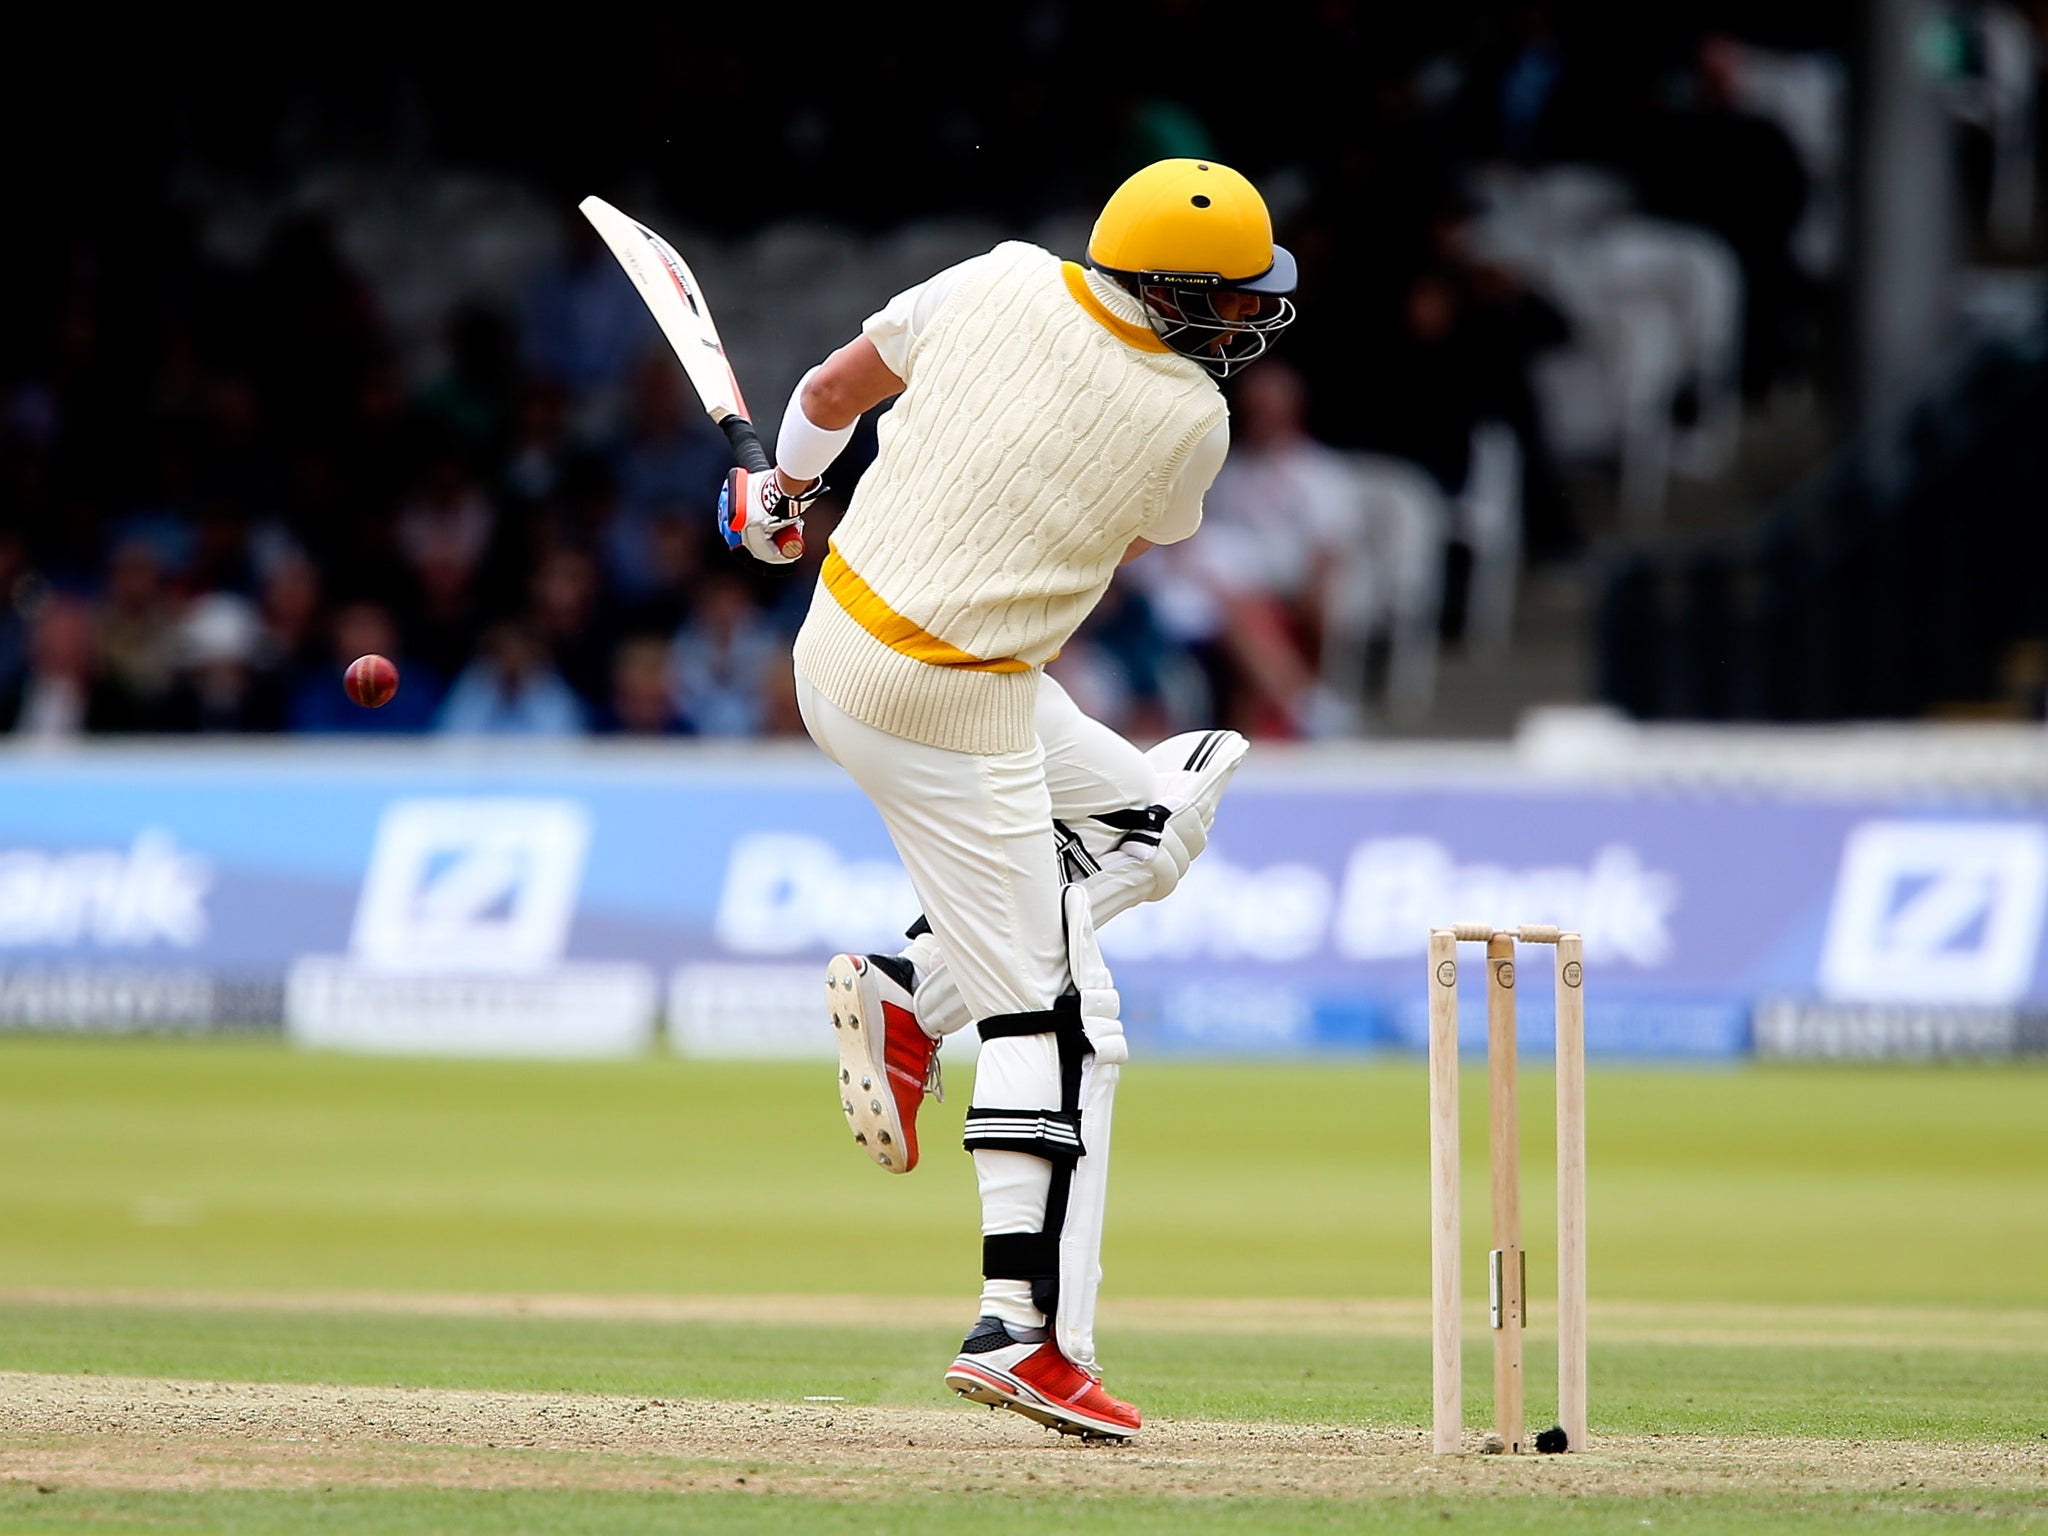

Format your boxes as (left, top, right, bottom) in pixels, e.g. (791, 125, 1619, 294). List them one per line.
(720, 415, 774, 476)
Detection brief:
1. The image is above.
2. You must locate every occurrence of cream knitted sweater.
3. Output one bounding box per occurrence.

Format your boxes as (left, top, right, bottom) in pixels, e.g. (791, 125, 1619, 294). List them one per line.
(792, 241, 1226, 754)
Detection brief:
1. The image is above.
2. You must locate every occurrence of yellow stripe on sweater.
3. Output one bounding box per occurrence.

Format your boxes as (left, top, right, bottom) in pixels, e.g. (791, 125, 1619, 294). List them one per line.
(822, 547, 1031, 673)
(1061, 263, 1172, 353)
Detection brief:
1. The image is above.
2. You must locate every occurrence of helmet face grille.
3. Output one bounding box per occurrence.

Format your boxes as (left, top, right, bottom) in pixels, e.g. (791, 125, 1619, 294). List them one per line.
(1131, 284, 1297, 379)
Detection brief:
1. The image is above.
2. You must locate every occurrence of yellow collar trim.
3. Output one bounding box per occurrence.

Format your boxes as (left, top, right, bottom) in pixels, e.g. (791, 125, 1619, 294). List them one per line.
(822, 546, 1031, 674)
(1061, 262, 1172, 354)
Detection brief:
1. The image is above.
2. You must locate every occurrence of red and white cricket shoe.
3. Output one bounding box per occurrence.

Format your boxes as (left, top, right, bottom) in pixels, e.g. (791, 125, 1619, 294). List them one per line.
(944, 1317, 1142, 1440)
(827, 952, 940, 1173)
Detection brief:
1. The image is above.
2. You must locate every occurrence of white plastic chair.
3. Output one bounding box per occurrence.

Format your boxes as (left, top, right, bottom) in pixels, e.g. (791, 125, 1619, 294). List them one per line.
(1474, 168, 1740, 526)
(1458, 422, 1524, 654)
(1331, 454, 1450, 723)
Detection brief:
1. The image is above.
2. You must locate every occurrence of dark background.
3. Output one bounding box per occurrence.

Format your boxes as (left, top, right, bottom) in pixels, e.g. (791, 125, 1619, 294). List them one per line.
(0, 1, 2038, 742)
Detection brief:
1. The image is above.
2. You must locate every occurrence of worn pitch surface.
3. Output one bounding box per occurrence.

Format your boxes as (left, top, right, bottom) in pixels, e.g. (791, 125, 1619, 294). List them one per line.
(5, 1368, 2041, 1502)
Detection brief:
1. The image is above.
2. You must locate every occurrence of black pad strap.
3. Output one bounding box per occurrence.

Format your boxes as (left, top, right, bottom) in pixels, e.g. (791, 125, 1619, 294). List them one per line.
(982, 1230, 1058, 1280)
(1091, 803, 1170, 854)
(1033, 1160, 1077, 1318)
(904, 915, 932, 941)
(963, 1106, 1083, 1164)
(1053, 819, 1101, 882)
(1091, 804, 1169, 834)
(977, 991, 1083, 1042)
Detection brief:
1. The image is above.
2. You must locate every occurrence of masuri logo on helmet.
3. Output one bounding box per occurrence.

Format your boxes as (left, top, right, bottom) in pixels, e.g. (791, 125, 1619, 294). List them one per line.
(1085, 158, 1298, 378)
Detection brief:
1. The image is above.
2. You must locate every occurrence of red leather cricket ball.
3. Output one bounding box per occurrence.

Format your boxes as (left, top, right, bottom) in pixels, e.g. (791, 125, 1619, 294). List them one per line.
(344, 653, 400, 709)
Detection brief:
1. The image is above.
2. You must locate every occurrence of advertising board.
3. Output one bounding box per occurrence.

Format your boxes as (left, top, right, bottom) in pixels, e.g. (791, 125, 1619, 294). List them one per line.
(0, 746, 2040, 1058)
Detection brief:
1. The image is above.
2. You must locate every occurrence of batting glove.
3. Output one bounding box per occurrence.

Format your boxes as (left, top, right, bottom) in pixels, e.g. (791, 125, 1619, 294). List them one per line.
(718, 466, 818, 565)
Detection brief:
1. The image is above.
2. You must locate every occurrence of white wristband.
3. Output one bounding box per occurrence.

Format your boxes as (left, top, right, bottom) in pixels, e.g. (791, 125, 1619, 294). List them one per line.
(776, 368, 857, 481)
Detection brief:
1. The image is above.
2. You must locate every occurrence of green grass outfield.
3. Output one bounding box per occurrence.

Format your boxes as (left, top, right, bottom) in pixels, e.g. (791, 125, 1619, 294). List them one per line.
(2, 1037, 2046, 1534)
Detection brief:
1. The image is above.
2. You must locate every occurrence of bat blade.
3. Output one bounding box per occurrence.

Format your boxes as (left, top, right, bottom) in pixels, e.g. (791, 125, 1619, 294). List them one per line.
(578, 195, 748, 422)
(579, 195, 803, 561)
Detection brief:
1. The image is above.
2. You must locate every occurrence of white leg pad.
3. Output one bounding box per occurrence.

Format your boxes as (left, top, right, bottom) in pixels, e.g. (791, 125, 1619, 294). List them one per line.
(1057, 1054, 1118, 1373)
(1055, 884, 1122, 1372)
(906, 929, 975, 1039)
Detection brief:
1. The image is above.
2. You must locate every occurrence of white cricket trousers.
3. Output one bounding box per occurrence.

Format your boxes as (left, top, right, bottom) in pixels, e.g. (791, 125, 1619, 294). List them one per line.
(796, 671, 1155, 1330)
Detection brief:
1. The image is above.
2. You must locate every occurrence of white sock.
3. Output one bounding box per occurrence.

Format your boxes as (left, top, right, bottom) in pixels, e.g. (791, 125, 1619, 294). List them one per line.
(974, 1148, 1050, 1331)
(979, 1279, 1043, 1333)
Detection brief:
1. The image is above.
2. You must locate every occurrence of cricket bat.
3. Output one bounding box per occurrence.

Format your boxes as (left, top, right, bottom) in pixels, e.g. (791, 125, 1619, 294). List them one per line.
(578, 195, 802, 558)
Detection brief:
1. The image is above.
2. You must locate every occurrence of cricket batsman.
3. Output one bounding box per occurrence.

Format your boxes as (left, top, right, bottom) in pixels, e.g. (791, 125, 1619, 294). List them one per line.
(716, 159, 1296, 1438)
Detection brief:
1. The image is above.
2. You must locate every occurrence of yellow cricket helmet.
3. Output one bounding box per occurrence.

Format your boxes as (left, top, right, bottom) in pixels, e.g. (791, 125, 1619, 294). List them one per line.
(1085, 159, 1296, 377)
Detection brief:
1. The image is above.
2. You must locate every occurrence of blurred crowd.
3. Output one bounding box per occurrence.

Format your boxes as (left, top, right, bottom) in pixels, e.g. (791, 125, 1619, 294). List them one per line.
(2, 2, 2042, 742)
(0, 235, 815, 741)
